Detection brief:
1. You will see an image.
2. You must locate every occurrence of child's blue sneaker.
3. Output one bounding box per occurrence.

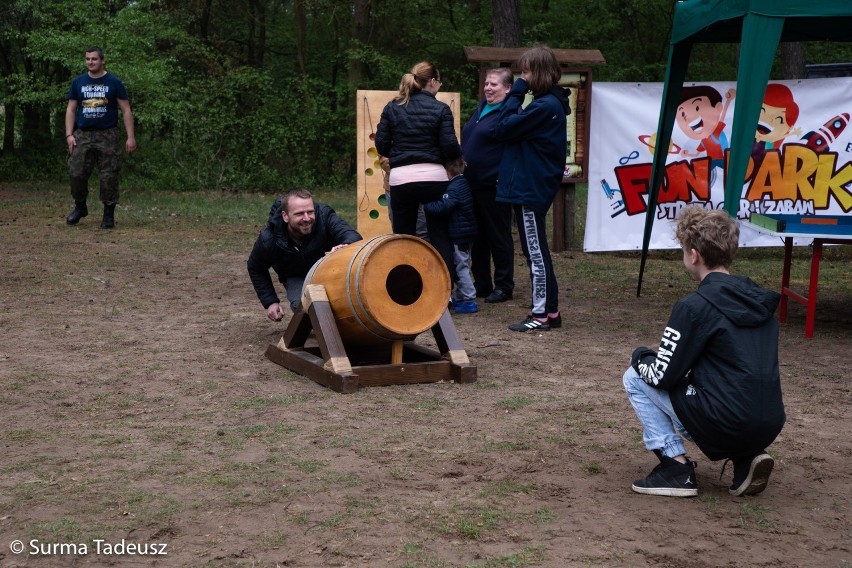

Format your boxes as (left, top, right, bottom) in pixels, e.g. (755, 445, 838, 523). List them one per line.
(452, 300, 478, 314)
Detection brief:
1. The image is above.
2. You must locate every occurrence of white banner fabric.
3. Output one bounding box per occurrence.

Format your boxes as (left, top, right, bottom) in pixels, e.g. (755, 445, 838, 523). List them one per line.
(585, 79, 852, 252)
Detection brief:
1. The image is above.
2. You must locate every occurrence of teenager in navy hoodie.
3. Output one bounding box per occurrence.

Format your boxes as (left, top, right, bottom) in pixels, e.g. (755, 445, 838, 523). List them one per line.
(492, 45, 570, 332)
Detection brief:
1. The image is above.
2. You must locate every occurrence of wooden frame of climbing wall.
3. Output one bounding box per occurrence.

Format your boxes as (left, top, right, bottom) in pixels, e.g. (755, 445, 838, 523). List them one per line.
(355, 90, 461, 240)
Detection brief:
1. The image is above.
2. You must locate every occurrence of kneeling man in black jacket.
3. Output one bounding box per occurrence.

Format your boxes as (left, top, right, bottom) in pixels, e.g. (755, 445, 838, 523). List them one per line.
(624, 205, 785, 498)
(247, 189, 362, 321)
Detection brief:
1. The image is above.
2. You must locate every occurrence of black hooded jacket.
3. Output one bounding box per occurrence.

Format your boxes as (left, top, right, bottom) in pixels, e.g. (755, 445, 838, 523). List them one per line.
(631, 272, 786, 461)
(246, 198, 362, 308)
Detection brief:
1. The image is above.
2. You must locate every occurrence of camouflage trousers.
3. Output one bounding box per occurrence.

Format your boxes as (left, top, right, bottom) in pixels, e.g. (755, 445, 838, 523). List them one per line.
(68, 127, 121, 205)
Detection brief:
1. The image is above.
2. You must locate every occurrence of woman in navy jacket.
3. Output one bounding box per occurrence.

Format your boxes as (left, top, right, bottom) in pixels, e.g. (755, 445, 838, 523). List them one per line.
(461, 68, 515, 304)
(492, 45, 570, 332)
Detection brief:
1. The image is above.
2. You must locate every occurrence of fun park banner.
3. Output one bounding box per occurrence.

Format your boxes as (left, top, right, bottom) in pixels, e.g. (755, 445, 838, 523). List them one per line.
(584, 78, 852, 252)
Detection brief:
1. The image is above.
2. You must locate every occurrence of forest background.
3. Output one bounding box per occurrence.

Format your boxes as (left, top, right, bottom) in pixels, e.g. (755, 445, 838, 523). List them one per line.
(2, 0, 852, 192)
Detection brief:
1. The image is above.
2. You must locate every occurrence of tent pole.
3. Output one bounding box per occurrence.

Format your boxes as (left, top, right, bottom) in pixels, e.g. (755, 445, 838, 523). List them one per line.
(637, 41, 692, 296)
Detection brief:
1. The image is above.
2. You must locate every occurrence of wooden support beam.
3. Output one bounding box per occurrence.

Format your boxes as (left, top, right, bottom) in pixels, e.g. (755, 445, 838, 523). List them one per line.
(264, 289, 476, 392)
(264, 343, 359, 393)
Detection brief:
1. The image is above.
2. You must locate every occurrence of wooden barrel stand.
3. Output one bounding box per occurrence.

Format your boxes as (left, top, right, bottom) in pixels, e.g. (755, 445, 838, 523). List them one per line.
(264, 235, 477, 393)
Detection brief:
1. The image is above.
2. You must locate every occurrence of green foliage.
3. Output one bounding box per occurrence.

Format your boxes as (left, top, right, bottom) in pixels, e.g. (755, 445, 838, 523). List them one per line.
(3, 0, 851, 188)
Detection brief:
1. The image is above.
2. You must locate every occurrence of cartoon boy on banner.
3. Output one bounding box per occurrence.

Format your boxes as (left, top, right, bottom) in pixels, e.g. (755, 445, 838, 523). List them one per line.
(675, 85, 736, 196)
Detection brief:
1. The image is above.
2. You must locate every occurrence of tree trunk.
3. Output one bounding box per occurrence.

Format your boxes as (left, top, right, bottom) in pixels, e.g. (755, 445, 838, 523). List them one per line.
(20, 105, 50, 151)
(199, 0, 212, 39)
(294, 0, 307, 79)
(2, 102, 15, 153)
(491, 0, 521, 47)
(780, 42, 806, 80)
(348, 0, 371, 87)
(249, 0, 266, 68)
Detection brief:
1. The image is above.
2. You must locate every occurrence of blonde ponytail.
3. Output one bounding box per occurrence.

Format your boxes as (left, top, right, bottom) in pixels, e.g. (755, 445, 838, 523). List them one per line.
(394, 62, 439, 105)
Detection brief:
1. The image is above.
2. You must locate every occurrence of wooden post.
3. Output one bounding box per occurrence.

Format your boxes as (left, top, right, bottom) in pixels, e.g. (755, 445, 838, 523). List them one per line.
(552, 186, 565, 252)
(552, 183, 577, 252)
(564, 183, 576, 250)
(390, 340, 403, 364)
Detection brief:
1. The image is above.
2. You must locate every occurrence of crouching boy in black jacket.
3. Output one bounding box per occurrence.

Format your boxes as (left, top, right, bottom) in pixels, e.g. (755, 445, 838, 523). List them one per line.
(624, 205, 785, 498)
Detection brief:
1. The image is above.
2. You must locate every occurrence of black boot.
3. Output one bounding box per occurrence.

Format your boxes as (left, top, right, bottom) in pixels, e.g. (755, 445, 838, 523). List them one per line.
(100, 203, 116, 229)
(66, 201, 88, 225)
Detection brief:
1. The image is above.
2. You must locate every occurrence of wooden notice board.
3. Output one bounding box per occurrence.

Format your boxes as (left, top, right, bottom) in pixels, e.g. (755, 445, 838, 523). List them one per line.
(355, 90, 462, 240)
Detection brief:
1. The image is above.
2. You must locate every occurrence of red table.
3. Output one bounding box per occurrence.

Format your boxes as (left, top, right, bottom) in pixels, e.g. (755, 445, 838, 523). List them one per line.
(743, 215, 852, 339)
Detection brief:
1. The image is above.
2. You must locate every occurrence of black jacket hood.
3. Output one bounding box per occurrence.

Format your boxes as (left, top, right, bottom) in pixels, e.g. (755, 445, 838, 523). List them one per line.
(696, 272, 780, 328)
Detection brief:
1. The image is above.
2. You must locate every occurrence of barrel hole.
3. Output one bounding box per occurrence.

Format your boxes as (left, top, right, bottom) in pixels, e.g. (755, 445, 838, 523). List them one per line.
(386, 265, 422, 306)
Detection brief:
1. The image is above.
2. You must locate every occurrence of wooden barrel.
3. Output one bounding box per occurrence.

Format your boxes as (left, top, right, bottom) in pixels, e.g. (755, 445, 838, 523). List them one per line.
(304, 234, 451, 345)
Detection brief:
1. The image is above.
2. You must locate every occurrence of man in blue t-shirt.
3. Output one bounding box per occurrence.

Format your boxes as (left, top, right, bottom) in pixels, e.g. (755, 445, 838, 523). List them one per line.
(64, 46, 137, 229)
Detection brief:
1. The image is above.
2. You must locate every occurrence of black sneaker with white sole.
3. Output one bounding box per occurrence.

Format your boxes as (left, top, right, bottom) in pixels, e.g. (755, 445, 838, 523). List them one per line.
(728, 453, 774, 496)
(508, 316, 550, 332)
(523, 312, 562, 328)
(632, 455, 698, 497)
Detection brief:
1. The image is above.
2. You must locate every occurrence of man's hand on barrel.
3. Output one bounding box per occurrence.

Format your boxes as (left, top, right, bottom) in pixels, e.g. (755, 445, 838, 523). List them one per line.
(267, 303, 286, 321)
(327, 243, 351, 255)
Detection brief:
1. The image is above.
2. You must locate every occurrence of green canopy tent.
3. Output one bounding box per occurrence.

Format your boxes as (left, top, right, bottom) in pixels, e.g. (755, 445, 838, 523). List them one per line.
(637, 0, 852, 295)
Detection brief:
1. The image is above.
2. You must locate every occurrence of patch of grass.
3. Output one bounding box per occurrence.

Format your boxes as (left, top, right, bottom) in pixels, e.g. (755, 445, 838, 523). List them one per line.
(4, 428, 45, 442)
(544, 433, 574, 445)
(322, 511, 346, 528)
(401, 540, 423, 555)
(343, 494, 380, 518)
(292, 458, 327, 474)
(389, 466, 413, 480)
(123, 490, 182, 526)
(737, 503, 775, 530)
(498, 395, 533, 411)
(454, 507, 501, 540)
(414, 398, 455, 413)
(700, 494, 720, 512)
(582, 462, 604, 475)
(535, 507, 555, 524)
(84, 392, 112, 412)
(232, 395, 300, 409)
(470, 544, 546, 567)
(314, 471, 362, 489)
(483, 440, 530, 452)
(148, 425, 195, 445)
(480, 478, 533, 498)
(30, 518, 91, 543)
(254, 530, 289, 548)
(215, 423, 299, 450)
(320, 436, 354, 449)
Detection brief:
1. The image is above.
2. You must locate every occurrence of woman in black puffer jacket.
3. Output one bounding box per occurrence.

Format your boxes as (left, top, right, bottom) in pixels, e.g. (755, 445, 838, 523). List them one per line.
(375, 61, 462, 280)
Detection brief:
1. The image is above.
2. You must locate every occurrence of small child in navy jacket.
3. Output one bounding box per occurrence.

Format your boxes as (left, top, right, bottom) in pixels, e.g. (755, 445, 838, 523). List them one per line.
(423, 157, 478, 313)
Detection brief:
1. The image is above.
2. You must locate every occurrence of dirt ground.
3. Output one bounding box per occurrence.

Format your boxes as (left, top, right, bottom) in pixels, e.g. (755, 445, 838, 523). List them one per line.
(0, 186, 850, 567)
